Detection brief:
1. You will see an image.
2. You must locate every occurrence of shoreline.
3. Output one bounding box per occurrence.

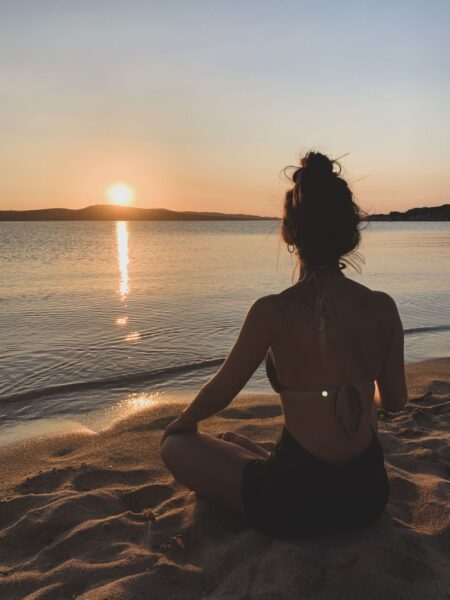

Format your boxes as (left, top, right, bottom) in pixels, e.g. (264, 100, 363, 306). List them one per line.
(0, 357, 449, 598)
(2, 354, 449, 449)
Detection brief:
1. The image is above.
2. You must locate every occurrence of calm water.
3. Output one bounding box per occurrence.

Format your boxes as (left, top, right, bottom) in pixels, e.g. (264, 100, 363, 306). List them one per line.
(1, 221, 449, 444)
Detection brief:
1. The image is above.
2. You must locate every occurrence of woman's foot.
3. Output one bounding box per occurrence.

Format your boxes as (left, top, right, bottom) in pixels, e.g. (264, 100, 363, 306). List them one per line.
(216, 431, 270, 459)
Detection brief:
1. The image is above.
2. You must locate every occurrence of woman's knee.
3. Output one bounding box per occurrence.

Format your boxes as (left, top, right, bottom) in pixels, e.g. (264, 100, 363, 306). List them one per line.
(160, 432, 192, 470)
(161, 434, 178, 467)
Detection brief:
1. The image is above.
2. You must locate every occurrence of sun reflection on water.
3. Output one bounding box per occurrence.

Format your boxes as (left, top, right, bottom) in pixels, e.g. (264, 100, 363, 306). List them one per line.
(125, 331, 141, 342)
(116, 221, 129, 300)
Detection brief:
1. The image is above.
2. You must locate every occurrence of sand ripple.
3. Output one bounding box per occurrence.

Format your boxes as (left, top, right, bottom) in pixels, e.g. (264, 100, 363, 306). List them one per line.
(0, 358, 448, 599)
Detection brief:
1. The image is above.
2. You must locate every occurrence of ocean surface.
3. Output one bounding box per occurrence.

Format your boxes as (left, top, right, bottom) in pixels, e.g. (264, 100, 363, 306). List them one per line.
(1, 220, 449, 445)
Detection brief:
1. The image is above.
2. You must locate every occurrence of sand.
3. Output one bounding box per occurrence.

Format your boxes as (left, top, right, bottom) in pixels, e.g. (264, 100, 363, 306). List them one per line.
(0, 357, 449, 600)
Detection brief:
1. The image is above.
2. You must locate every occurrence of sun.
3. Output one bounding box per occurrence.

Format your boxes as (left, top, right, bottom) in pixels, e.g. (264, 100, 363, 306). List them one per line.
(106, 183, 135, 206)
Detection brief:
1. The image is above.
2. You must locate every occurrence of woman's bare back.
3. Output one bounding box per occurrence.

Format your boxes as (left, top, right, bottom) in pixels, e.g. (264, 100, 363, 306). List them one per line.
(266, 270, 407, 464)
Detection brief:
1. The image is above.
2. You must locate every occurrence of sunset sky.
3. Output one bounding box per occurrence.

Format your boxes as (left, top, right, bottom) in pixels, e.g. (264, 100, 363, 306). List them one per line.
(1, 1, 449, 216)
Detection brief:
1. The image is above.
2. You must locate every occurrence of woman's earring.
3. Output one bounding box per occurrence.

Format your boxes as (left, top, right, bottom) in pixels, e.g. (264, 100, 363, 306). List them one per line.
(288, 244, 295, 254)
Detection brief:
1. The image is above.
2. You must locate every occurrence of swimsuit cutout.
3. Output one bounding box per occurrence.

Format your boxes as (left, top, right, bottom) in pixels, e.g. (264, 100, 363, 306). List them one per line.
(265, 348, 375, 438)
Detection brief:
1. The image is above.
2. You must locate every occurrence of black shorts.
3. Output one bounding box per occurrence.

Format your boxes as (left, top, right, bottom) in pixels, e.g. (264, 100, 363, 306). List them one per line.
(241, 425, 390, 539)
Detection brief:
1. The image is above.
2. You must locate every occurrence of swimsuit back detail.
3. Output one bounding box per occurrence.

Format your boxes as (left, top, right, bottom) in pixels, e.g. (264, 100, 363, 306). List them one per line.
(265, 349, 375, 438)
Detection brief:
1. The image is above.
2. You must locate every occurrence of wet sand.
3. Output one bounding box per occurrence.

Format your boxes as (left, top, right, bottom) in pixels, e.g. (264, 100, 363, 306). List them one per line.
(0, 357, 449, 599)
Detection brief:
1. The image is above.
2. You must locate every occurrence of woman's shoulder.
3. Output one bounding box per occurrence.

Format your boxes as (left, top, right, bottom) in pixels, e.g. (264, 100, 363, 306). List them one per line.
(342, 280, 399, 312)
(354, 284, 398, 311)
(369, 290, 400, 323)
(249, 294, 280, 314)
(343, 282, 399, 323)
(248, 294, 285, 327)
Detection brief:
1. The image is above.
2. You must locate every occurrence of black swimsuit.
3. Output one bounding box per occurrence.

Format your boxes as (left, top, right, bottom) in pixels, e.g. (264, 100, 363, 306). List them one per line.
(240, 351, 390, 538)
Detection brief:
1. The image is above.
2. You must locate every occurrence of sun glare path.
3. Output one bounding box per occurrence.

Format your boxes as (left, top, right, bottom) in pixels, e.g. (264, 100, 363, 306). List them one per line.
(116, 221, 129, 299)
(107, 183, 135, 206)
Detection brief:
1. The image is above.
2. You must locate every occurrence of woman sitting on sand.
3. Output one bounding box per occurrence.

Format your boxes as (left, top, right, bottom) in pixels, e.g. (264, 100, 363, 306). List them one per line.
(161, 151, 407, 538)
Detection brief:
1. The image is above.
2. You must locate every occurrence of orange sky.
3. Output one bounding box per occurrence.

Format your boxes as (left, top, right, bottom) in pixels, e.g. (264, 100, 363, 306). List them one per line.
(1, 3, 448, 216)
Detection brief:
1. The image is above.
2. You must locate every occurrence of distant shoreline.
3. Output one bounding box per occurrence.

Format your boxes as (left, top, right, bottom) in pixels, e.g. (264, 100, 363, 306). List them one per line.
(366, 203, 449, 222)
(0, 204, 276, 222)
(0, 203, 448, 221)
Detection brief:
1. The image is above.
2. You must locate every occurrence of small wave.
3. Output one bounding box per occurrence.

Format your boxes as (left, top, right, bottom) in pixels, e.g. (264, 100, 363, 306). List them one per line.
(2, 325, 449, 405)
(0, 357, 225, 405)
(404, 325, 450, 335)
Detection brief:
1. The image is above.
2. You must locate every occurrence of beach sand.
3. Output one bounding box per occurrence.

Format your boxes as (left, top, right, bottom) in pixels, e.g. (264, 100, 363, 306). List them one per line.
(0, 358, 449, 599)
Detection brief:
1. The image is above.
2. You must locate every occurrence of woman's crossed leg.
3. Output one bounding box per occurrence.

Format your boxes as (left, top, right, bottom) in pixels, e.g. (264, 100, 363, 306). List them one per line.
(160, 431, 268, 518)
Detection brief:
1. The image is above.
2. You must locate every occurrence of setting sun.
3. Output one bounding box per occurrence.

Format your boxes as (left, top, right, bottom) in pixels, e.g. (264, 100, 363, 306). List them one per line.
(106, 183, 135, 206)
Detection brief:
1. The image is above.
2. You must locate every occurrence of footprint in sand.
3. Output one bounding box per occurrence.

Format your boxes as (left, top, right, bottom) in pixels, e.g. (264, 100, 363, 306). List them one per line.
(15, 467, 74, 494)
(388, 475, 420, 502)
(71, 468, 150, 491)
(120, 483, 173, 512)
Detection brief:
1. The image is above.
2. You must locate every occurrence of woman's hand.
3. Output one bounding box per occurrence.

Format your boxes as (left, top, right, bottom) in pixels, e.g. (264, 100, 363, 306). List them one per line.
(161, 414, 198, 445)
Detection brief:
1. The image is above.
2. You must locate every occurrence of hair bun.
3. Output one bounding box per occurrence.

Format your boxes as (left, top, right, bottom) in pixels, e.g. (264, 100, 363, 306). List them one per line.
(282, 149, 362, 271)
(300, 152, 334, 178)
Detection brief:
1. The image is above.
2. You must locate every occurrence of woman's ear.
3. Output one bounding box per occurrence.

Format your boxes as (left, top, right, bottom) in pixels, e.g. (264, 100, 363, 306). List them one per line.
(281, 223, 295, 245)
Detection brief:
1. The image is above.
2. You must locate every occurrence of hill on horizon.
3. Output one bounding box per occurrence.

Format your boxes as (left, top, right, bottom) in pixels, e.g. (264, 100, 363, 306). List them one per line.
(366, 203, 449, 221)
(0, 204, 276, 221)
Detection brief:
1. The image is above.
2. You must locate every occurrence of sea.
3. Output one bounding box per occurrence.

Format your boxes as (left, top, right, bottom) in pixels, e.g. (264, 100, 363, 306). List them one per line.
(1, 220, 449, 445)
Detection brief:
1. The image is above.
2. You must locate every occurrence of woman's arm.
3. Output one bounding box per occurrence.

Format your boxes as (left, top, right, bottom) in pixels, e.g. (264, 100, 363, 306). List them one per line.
(162, 296, 274, 438)
(376, 294, 408, 413)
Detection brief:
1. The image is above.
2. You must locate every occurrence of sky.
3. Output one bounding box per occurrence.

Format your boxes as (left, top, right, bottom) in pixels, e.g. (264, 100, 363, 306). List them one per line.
(0, 0, 449, 216)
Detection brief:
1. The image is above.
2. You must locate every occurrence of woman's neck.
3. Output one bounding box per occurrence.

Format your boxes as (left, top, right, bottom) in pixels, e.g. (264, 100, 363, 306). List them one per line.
(298, 262, 345, 282)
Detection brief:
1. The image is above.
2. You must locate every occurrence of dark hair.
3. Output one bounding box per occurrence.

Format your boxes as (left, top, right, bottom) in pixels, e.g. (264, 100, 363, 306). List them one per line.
(281, 151, 364, 274)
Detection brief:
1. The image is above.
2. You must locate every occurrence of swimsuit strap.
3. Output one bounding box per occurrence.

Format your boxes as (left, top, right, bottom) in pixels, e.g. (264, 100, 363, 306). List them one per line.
(279, 380, 374, 395)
